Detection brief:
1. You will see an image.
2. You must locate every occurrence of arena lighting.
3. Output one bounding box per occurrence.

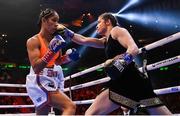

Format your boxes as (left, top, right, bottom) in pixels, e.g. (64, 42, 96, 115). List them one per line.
(0, 64, 31, 69)
(66, 21, 97, 44)
(5, 64, 15, 68)
(77, 30, 97, 54)
(62, 67, 68, 71)
(115, 12, 179, 32)
(18, 65, 30, 69)
(115, 13, 153, 22)
(160, 67, 169, 71)
(66, 21, 98, 73)
(78, 67, 87, 71)
(66, 21, 97, 45)
(77, 21, 97, 34)
(90, 30, 97, 38)
(96, 68, 103, 72)
(117, 0, 139, 14)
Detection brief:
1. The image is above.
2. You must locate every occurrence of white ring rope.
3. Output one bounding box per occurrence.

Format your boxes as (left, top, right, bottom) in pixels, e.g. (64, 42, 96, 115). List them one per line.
(0, 86, 179, 97)
(65, 32, 180, 81)
(139, 55, 180, 72)
(0, 33, 178, 88)
(75, 85, 180, 105)
(0, 105, 34, 108)
(0, 100, 95, 108)
(154, 86, 180, 95)
(0, 92, 28, 96)
(65, 63, 104, 81)
(0, 32, 179, 109)
(0, 83, 26, 88)
(64, 77, 110, 92)
(0, 55, 179, 93)
(64, 55, 180, 81)
(0, 113, 36, 116)
(0, 86, 179, 108)
(63, 55, 179, 90)
(74, 99, 95, 105)
(139, 32, 180, 53)
(71, 84, 180, 105)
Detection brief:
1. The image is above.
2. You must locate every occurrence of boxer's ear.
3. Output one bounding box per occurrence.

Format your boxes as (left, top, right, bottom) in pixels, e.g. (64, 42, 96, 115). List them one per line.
(42, 17, 46, 23)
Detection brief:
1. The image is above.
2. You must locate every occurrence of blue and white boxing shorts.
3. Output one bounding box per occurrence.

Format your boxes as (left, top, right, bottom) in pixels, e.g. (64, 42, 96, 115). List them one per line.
(26, 65, 64, 108)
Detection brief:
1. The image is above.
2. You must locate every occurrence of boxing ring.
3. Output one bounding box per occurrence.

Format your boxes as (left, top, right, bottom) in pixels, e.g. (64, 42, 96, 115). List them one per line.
(0, 32, 180, 115)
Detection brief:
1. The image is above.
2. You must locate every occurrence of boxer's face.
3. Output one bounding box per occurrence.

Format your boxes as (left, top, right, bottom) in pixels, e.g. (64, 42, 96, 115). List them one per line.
(96, 17, 107, 36)
(43, 12, 59, 34)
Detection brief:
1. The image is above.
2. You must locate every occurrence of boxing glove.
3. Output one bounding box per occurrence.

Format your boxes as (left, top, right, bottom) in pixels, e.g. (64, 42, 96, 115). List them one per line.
(54, 24, 74, 40)
(66, 48, 80, 61)
(104, 53, 133, 80)
(42, 35, 66, 63)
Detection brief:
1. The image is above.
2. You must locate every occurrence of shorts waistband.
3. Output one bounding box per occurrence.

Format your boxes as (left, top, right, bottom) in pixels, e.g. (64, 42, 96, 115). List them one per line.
(39, 68, 58, 77)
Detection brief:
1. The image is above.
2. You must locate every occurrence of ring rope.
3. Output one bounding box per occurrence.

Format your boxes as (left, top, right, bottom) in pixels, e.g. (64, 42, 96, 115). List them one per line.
(0, 33, 178, 87)
(154, 85, 180, 95)
(75, 84, 180, 105)
(0, 100, 95, 108)
(139, 55, 180, 72)
(0, 86, 179, 97)
(74, 99, 95, 105)
(65, 63, 104, 81)
(0, 55, 179, 91)
(0, 86, 179, 108)
(64, 77, 110, 92)
(0, 92, 28, 96)
(139, 32, 180, 53)
(65, 32, 180, 81)
(65, 55, 180, 81)
(0, 32, 179, 109)
(0, 105, 34, 108)
(0, 83, 26, 88)
(0, 113, 36, 115)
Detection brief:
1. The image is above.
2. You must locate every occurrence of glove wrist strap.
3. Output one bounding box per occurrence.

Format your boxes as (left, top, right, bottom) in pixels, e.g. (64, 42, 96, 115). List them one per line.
(123, 53, 133, 64)
(41, 49, 55, 63)
(67, 29, 75, 39)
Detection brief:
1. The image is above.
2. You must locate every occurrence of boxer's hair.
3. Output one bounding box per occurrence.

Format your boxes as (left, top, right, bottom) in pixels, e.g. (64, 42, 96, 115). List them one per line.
(99, 12, 119, 27)
(37, 8, 57, 27)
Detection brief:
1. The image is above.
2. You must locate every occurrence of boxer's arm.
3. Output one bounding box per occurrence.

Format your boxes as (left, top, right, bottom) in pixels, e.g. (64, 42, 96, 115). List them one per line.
(26, 37, 47, 74)
(111, 27, 139, 56)
(104, 27, 139, 78)
(55, 24, 105, 48)
(72, 34, 105, 48)
(27, 35, 66, 74)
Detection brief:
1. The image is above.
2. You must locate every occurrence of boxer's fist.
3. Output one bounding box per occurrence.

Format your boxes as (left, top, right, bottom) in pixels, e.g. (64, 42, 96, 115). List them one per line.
(49, 35, 66, 53)
(41, 35, 66, 63)
(104, 53, 133, 80)
(66, 48, 80, 61)
(54, 24, 74, 40)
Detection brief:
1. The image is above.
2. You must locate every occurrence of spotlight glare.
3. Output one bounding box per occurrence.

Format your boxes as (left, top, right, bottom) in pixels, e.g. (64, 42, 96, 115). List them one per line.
(116, 11, 179, 32)
(116, 13, 155, 23)
(77, 21, 97, 34)
(90, 30, 97, 37)
(117, 0, 139, 14)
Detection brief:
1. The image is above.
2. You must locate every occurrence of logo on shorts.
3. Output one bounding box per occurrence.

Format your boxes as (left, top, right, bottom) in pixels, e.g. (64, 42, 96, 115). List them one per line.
(36, 97, 42, 102)
(113, 60, 124, 72)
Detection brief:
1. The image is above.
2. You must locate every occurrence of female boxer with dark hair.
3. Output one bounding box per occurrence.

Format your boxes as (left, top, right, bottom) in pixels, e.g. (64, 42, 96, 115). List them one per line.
(26, 8, 77, 115)
(56, 12, 172, 115)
